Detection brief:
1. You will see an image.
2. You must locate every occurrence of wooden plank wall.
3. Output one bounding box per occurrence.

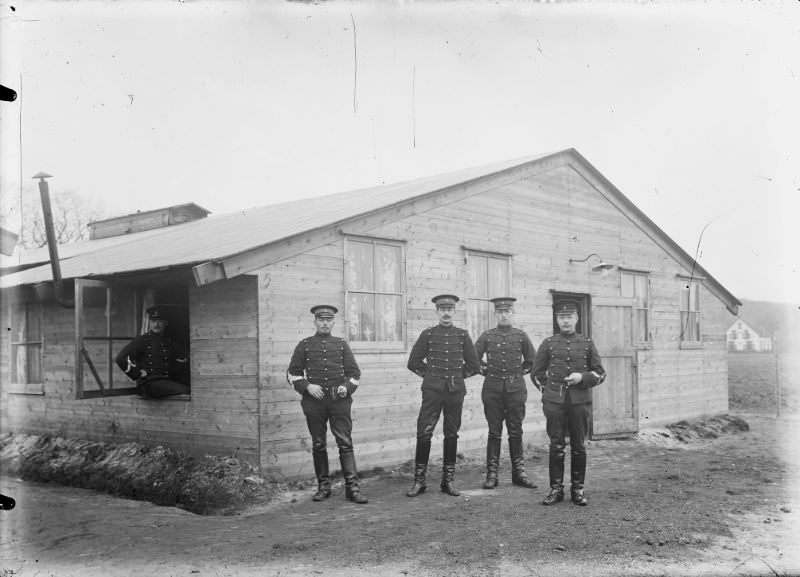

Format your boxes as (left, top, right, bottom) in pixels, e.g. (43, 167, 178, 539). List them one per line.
(255, 161, 735, 479)
(0, 160, 735, 479)
(0, 275, 260, 464)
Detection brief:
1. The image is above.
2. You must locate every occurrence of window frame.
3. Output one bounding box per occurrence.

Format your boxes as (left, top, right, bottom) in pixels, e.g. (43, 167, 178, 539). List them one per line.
(465, 249, 512, 338)
(7, 300, 45, 395)
(75, 278, 143, 399)
(343, 235, 407, 352)
(619, 269, 651, 346)
(678, 276, 703, 347)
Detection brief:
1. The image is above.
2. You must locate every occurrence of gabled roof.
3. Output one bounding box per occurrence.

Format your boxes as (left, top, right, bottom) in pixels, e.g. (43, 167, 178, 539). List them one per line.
(0, 153, 549, 284)
(0, 149, 741, 313)
(727, 318, 770, 336)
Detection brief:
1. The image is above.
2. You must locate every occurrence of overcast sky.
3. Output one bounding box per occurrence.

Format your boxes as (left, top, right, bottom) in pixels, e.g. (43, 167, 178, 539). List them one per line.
(1, 1, 798, 304)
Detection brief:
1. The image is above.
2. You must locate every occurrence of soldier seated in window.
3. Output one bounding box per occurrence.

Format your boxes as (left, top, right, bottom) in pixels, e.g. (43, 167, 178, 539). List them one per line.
(115, 307, 190, 399)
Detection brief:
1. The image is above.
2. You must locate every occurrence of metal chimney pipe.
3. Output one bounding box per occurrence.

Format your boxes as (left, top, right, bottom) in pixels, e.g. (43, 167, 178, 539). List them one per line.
(32, 172, 73, 308)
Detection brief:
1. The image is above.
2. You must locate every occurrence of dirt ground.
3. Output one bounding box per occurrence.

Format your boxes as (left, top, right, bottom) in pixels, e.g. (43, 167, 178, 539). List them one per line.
(2, 410, 799, 577)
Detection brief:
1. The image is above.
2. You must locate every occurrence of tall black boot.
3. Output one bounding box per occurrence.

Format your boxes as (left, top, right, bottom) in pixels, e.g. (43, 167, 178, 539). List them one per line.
(509, 437, 537, 489)
(406, 439, 431, 497)
(311, 448, 331, 502)
(570, 451, 587, 506)
(482, 438, 501, 489)
(440, 438, 460, 497)
(542, 444, 564, 505)
(340, 451, 368, 504)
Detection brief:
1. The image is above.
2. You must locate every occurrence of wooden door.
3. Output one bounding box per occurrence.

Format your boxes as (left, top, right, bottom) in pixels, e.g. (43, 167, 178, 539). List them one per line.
(591, 297, 638, 438)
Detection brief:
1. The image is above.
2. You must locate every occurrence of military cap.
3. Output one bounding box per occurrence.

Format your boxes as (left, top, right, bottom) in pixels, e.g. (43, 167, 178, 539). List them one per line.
(490, 297, 517, 311)
(146, 306, 168, 320)
(431, 294, 459, 307)
(310, 305, 338, 318)
(554, 300, 579, 316)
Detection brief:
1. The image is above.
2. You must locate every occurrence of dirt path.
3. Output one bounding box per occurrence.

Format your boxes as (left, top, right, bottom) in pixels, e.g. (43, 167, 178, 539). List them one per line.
(2, 413, 799, 577)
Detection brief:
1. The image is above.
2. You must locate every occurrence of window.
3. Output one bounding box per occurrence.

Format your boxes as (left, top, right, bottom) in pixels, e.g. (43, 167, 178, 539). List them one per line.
(466, 250, 510, 337)
(76, 279, 142, 398)
(679, 279, 701, 342)
(621, 271, 649, 343)
(75, 280, 191, 398)
(344, 237, 404, 349)
(10, 302, 43, 390)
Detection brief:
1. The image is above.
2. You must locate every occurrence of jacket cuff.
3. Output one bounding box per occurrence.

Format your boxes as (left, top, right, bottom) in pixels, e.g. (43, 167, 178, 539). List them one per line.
(287, 373, 309, 394)
(580, 371, 602, 388)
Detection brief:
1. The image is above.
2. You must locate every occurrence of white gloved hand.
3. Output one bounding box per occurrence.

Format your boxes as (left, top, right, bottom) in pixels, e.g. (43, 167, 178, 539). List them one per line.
(566, 372, 583, 386)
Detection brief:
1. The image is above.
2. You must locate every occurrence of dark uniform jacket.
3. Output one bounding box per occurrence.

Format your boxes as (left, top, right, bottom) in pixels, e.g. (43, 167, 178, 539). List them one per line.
(532, 332, 605, 404)
(288, 334, 361, 396)
(474, 327, 536, 393)
(115, 332, 186, 383)
(407, 324, 481, 393)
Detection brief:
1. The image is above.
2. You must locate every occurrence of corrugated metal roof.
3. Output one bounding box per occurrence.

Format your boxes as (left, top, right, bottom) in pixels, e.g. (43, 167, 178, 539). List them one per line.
(0, 153, 552, 288)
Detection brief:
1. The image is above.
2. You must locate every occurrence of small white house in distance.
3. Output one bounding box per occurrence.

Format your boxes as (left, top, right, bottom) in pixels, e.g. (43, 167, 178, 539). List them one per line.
(727, 319, 773, 352)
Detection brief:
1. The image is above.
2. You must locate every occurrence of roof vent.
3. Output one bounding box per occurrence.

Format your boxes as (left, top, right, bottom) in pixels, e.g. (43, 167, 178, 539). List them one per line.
(88, 203, 210, 240)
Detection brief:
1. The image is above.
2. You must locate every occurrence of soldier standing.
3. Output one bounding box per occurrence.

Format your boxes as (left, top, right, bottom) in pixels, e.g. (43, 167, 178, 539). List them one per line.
(287, 305, 368, 504)
(406, 294, 481, 497)
(116, 307, 190, 399)
(532, 300, 605, 506)
(474, 297, 537, 490)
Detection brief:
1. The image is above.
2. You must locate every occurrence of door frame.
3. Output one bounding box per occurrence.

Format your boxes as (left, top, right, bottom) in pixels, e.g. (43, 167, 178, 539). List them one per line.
(548, 290, 591, 337)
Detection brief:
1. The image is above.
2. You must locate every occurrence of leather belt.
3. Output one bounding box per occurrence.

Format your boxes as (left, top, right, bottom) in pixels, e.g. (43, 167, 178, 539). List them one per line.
(486, 373, 523, 381)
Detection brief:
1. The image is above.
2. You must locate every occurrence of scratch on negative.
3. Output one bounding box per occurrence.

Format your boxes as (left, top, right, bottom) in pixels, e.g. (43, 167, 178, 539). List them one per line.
(412, 65, 416, 148)
(350, 12, 357, 114)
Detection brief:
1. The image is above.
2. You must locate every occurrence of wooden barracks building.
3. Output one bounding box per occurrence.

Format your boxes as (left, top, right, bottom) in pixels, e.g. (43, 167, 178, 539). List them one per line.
(0, 149, 740, 479)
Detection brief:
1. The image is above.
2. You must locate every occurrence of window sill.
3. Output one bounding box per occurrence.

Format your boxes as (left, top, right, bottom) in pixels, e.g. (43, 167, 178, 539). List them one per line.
(679, 341, 704, 350)
(5, 383, 44, 396)
(79, 387, 140, 399)
(143, 394, 192, 402)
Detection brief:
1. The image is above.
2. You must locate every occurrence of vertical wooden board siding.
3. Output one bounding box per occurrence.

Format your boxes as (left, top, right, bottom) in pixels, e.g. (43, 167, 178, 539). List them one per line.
(1, 276, 260, 464)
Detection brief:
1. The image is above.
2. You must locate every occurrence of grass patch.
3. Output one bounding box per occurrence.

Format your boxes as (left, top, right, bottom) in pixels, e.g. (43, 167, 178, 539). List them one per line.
(728, 352, 799, 414)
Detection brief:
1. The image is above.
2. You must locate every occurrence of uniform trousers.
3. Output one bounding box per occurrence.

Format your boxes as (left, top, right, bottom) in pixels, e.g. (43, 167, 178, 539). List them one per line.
(542, 395, 591, 489)
(415, 388, 466, 441)
(542, 396, 590, 455)
(301, 395, 354, 453)
(138, 376, 190, 399)
(482, 383, 527, 441)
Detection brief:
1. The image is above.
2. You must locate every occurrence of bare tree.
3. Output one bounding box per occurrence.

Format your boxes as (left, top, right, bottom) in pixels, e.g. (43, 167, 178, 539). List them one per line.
(0, 185, 107, 249)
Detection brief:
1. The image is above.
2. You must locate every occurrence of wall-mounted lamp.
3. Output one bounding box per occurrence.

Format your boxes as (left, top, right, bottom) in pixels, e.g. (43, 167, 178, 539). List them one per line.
(569, 253, 615, 273)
